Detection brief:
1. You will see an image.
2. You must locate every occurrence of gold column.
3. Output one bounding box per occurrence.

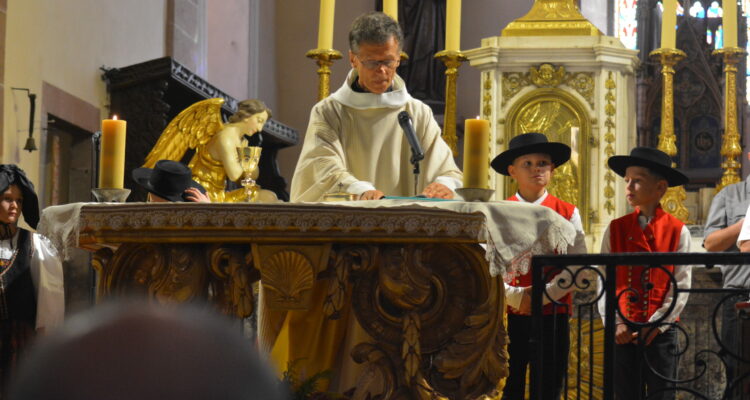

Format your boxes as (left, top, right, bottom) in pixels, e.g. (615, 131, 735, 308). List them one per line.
(501, 0, 601, 37)
(306, 49, 343, 101)
(435, 50, 467, 156)
(713, 47, 747, 192)
(650, 48, 690, 223)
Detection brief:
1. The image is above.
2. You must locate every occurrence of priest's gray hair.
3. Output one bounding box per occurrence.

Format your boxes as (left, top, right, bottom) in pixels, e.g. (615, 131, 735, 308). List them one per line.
(349, 11, 403, 53)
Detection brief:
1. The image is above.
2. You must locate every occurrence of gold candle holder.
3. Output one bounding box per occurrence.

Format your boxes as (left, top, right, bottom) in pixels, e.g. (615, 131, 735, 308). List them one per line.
(713, 46, 747, 192)
(306, 48, 343, 101)
(650, 48, 691, 223)
(435, 50, 468, 157)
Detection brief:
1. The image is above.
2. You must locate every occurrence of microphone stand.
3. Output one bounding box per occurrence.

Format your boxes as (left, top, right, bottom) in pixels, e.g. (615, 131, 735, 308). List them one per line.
(411, 152, 421, 197)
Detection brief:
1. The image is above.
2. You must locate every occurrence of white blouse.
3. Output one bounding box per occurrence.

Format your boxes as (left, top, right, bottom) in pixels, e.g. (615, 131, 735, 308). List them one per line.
(0, 230, 65, 330)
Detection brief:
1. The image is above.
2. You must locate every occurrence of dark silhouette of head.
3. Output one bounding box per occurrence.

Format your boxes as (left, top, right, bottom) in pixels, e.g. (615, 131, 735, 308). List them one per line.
(8, 300, 287, 400)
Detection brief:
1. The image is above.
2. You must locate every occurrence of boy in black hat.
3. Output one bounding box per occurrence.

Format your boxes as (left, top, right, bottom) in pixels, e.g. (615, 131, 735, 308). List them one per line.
(491, 132, 587, 400)
(598, 147, 692, 400)
(132, 160, 210, 203)
(0, 164, 64, 385)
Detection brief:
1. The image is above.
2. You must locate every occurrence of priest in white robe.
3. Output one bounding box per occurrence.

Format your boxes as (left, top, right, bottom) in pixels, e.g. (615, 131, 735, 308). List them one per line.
(291, 12, 462, 202)
(263, 12, 464, 394)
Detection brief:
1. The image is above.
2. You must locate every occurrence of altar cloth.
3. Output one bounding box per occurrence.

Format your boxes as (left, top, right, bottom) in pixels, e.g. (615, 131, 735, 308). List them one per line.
(38, 200, 576, 278)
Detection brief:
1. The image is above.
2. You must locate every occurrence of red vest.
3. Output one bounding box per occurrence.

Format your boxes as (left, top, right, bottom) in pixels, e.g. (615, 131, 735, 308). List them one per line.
(506, 193, 576, 315)
(609, 206, 683, 323)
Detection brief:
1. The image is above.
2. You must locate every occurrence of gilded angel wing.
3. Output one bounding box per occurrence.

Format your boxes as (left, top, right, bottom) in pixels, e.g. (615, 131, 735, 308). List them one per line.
(142, 98, 225, 167)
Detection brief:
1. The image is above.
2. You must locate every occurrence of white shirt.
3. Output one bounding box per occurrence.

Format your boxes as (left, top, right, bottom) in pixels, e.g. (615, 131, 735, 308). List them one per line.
(504, 191, 588, 310)
(0, 230, 65, 330)
(735, 203, 750, 248)
(597, 214, 692, 332)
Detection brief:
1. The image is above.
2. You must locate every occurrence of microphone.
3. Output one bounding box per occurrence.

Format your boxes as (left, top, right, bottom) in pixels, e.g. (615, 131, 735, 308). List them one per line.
(397, 111, 424, 163)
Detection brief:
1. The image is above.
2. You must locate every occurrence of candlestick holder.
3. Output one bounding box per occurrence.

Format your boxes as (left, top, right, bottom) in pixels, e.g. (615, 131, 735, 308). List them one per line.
(91, 188, 131, 203)
(650, 47, 691, 223)
(712, 46, 747, 192)
(435, 50, 468, 157)
(456, 188, 494, 202)
(237, 146, 262, 202)
(306, 48, 343, 101)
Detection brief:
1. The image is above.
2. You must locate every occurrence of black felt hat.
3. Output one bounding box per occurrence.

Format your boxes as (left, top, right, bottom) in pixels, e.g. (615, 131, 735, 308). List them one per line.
(607, 147, 689, 187)
(0, 165, 40, 229)
(132, 160, 206, 202)
(490, 132, 571, 176)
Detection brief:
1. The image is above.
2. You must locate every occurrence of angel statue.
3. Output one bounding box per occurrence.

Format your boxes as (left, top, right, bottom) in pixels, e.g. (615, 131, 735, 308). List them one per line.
(143, 98, 278, 202)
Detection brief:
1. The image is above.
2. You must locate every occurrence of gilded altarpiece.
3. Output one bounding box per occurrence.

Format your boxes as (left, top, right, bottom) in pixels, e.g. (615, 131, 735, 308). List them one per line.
(465, 36, 639, 249)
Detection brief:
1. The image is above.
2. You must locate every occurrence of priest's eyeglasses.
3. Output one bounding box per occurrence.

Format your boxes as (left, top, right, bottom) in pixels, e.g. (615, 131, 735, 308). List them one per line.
(357, 57, 400, 70)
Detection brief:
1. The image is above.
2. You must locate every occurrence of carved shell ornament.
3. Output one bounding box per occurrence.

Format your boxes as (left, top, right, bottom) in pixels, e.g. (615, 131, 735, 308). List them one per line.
(260, 250, 314, 307)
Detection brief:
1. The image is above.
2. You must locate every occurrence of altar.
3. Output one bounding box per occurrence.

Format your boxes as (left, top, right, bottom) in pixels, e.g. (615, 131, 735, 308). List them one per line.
(39, 200, 576, 399)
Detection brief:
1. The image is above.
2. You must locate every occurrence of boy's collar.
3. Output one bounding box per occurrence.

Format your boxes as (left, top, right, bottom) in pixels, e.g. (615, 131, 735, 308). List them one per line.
(514, 190, 548, 205)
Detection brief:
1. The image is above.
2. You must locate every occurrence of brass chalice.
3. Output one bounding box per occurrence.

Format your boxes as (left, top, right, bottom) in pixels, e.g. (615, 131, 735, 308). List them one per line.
(237, 146, 262, 202)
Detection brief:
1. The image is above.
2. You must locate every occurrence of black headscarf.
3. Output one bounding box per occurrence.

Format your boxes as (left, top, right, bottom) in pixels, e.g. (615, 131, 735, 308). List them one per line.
(0, 164, 39, 229)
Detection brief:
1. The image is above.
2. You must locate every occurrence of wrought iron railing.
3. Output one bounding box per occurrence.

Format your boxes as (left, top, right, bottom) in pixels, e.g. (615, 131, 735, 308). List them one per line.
(529, 253, 750, 400)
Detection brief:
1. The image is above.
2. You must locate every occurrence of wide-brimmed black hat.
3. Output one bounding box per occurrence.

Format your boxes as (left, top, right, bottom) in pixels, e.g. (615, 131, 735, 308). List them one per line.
(490, 132, 571, 176)
(0, 164, 40, 229)
(608, 147, 688, 187)
(132, 160, 206, 202)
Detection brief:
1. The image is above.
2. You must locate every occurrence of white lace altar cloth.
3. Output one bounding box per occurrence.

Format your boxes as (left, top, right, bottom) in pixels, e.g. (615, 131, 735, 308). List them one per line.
(37, 200, 575, 278)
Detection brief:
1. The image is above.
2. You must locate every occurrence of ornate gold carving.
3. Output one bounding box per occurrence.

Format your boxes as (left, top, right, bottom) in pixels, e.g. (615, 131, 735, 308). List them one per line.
(94, 243, 208, 303)
(435, 50, 468, 156)
(209, 244, 256, 318)
(74, 203, 486, 249)
(483, 72, 493, 118)
(531, 63, 565, 87)
(306, 48, 343, 101)
(650, 48, 691, 223)
(323, 245, 377, 319)
(501, 0, 602, 37)
(713, 47, 747, 192)
(257, 250, 315, 310)
(564, 71, 595, 108)
(502, 72, 532, 106)
(252, 244, 331, 310)
(603, 71, 617, 215)
(349, 244, 507, 399)
(505, 89, 590, 229)
(483, 72, 494, 187)
(502, 65, 594, 108)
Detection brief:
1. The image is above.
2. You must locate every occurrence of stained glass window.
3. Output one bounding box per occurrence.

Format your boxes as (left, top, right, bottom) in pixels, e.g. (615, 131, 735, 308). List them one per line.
(616, 0, 638, 49)
(690, 2, 706, 18)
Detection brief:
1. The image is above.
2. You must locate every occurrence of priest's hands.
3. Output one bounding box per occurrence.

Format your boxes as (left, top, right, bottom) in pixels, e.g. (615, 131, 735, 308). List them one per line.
(422, 182, 453, 199)
(359, 190, 385, 200)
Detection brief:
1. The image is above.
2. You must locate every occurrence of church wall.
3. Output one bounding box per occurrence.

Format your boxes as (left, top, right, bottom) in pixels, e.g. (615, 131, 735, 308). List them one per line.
(457, 1, 536, 125)
(207, 0, 249, 101)
(3, 0, 167, 192)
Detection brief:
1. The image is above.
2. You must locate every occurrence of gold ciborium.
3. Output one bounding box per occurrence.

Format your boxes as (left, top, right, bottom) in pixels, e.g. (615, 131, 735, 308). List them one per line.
(237, 146, 262, 202)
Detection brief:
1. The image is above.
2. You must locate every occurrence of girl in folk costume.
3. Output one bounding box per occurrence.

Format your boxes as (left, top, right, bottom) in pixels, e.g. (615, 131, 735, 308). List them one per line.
(0, 165, 64, 385)
(598, 148, 692, 400)
(491, 132, 587, 400)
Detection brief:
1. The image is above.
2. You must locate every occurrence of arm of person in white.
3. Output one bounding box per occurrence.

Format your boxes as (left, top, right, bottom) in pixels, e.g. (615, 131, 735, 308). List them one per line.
(434, 176, 462, 192)
(648, 225, 692, 332)
(480, 241, 522, 311)
(346, 181, 377, 197)
(541, 208, 587, 305)
(505, 283, 525, 310)
(29, 233, 65, 331)
(736, 203, 750, 249)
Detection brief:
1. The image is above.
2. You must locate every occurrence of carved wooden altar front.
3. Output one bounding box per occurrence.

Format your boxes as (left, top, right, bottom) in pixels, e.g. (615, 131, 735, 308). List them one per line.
(60, 203, 508, 399)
